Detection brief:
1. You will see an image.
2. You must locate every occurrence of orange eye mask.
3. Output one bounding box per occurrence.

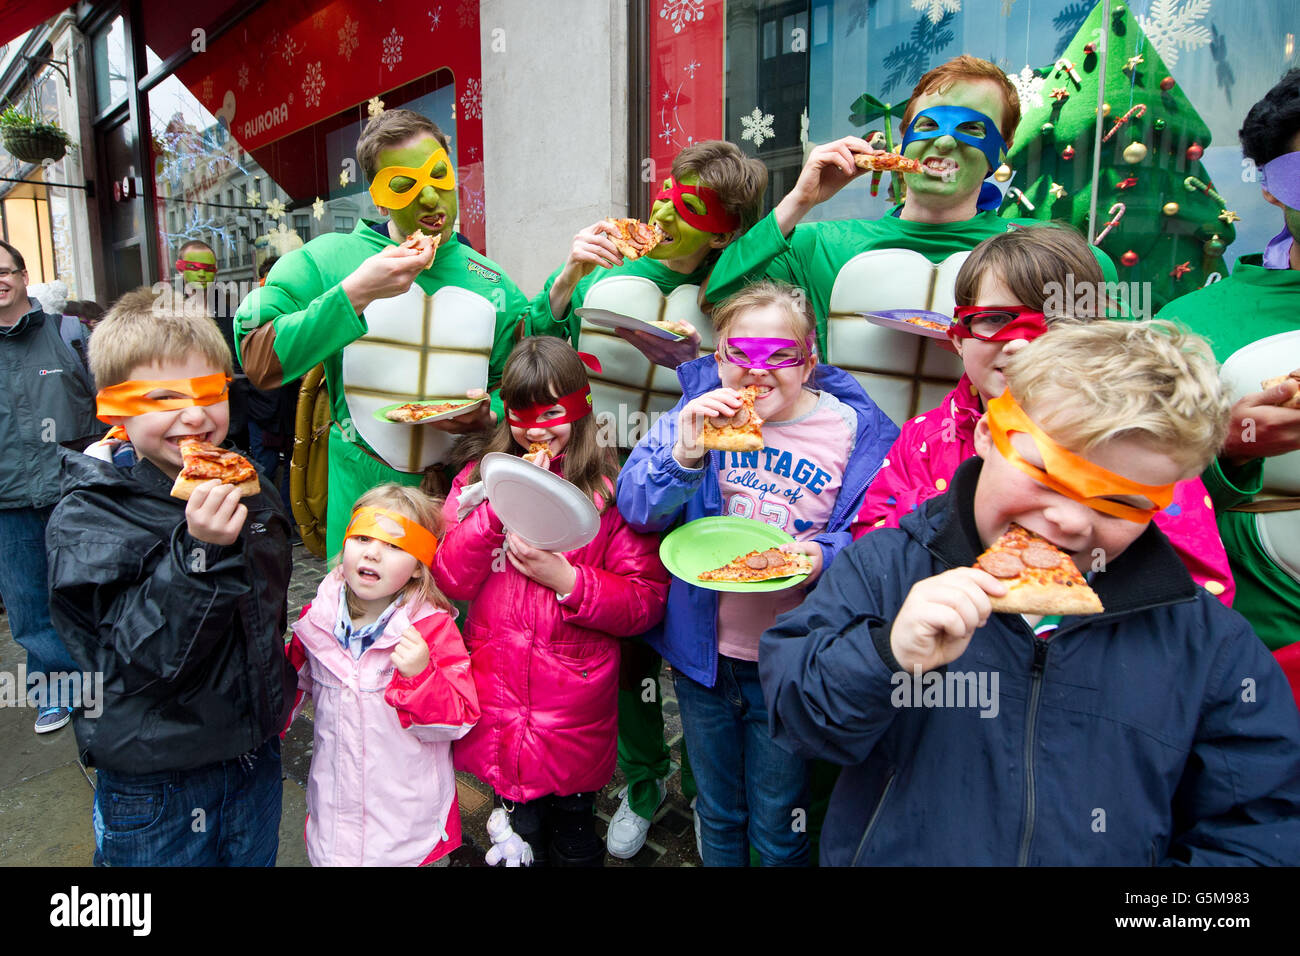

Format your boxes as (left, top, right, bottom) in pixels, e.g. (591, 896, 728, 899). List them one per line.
(368, 148, 456, 209)
(96, 373, 231, 423)
(344, 507, 438, 568)
(985, 391, 1175, 524)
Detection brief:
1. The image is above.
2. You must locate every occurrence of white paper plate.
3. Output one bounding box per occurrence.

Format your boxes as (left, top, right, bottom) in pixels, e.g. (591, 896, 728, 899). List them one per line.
(479, 452, 600, 552)
(575, 307, 687, 340)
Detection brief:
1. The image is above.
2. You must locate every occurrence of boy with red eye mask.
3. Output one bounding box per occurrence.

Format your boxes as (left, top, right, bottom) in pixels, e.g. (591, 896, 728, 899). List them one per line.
(760, 320, 1300, 866)
(852, 226, 1235, 607)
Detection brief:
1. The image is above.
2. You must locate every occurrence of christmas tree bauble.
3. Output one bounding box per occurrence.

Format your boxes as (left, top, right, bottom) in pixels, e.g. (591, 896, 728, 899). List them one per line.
(1162, 202, 1180, 216)
(1121, 251, 1139, 266)
(1186, 143, 1204, 161)
(1062, 146, 1076, 160)
(1204, 235, 1226, 257)
(1160, 77, 1175, 92)
(1123, 142, 1148, 163)
(1154, 118, 1166, 131)
(1041, 122, 1055, 134)
(1100, 103, 1111, 116)
(994, 163, 1012, 182)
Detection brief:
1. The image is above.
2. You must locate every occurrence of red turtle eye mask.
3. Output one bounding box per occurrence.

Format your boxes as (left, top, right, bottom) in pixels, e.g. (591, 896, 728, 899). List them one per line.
(654, 177, 740, 234)
(506, 386, 593, 428)
(950, 306, 1050, 342)
(175, 259, 217, 273)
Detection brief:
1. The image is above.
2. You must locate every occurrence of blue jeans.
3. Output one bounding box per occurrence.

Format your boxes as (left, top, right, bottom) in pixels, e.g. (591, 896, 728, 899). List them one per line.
(92, 736, 283, 866)
(0, 506, 78, 708)
(674, 657, 810, 866)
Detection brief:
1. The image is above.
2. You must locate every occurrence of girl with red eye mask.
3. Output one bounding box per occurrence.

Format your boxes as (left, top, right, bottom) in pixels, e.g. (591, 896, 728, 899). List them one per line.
(852, 225, 1235, 607)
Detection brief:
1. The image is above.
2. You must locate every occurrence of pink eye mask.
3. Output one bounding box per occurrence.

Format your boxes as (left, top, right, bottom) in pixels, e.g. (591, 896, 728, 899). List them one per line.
(721, 337, 813, 369)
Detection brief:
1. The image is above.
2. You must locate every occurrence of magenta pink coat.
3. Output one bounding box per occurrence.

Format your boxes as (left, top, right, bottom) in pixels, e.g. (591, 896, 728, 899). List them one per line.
(434, 458, 670, 802)
(851, 375, 1236, 606)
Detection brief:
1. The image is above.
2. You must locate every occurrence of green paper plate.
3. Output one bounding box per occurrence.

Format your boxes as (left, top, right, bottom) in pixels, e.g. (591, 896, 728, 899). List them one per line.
(372, 396, 486, 425)
(659, 516, 809, 593)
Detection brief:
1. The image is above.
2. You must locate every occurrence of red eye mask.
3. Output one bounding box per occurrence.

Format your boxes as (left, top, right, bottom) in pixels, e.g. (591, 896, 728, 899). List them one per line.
(175, 259, 217, 273)
(654, 178, 740, 234)
(950, 306, 1050, 342)
(506, 386, 593, 428)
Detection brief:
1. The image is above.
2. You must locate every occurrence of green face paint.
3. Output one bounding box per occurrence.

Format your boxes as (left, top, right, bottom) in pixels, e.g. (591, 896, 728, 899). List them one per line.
(902, 78, 1008, 210)
(178, 247, 218, 287)
(647, 172, 722, 263)
(375, 136, 458, 245)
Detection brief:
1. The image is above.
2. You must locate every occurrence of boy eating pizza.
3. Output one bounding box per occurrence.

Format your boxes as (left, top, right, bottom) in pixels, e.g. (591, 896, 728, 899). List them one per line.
(759, 321, 1300, 865)
(45, 287, 296, 866)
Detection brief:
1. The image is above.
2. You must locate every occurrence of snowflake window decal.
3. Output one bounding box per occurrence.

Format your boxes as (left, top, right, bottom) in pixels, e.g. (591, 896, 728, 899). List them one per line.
(740, 107, 775, 148)
(338, 17, 359, 61)
(237, 63, 249, 92)
(460, 78, 483, 121)
(302, 62, 325, 110)
(381, 29, 404, 72)
(912, 0, 962, 25)
(265, 198, 286, 221)
(1006, 65, 1046, 109)
(1138, 0, 1213, 68)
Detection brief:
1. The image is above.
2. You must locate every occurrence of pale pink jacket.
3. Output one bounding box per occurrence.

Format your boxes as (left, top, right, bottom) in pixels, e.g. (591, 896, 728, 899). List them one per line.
(851, 375, 1236, 606)
(433, 458, 670, 802)
(288, 568, 479, 866)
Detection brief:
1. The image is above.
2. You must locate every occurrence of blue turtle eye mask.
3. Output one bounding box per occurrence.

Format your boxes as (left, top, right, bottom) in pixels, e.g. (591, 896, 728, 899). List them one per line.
(901, 105, 1008, 211)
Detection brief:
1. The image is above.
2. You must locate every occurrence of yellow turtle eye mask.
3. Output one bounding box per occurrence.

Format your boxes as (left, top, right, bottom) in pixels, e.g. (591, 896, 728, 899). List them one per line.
(368, 147, 456, 209)
(96, 373, 231, 422)
(344, 506, 439, 567)
(985, 390, 1175, 524)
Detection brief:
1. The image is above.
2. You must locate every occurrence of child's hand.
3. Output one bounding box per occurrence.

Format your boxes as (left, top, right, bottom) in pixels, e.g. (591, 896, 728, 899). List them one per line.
(779, 540, 823, 582)
(674, 387, 743, 467)
(889, 568, 1007, 674)
(391, 626, 431, 678)
(505, 532, 577, 596)
(185, 480, 248, 547)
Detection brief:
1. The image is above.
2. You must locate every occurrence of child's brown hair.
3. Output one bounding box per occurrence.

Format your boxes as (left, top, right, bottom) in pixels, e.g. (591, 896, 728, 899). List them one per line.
(340, 483, 452, 618)
(672, 140, 769, 234)
(466, 337, 620, 511)
(953, 223, 1108, 320)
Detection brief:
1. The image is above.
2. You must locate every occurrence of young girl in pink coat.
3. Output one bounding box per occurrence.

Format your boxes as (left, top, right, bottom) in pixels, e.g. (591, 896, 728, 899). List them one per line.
(851, 225, 1235, 605)
(434, 337, 670, 867)
(288, 484, 479, 866)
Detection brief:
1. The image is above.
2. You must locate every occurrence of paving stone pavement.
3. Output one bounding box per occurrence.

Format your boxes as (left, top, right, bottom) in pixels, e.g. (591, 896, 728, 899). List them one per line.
(0, 542, 699, 867)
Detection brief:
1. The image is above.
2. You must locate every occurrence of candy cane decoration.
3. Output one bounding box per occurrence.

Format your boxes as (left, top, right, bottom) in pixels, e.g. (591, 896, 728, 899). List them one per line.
(1055, 58, 1082, 87)
(1101, 104, 1146, 143)
(1184, 176, 1226, 207)
(1093, 202, 1126, 245)
(1007, 187, 1035, 211)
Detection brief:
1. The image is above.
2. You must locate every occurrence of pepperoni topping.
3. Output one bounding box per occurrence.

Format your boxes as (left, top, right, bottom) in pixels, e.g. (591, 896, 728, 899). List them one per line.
(1021, 545, 1064, 570)
(762, 549, 786, 565)
(730, 407, 750, 428)
(978, 551, 1026, 579)
(745, 553, 770, 570)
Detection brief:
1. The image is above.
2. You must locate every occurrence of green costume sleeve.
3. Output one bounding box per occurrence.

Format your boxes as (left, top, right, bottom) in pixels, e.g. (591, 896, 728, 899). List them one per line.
(234, 249, 367, 385)
(1202, 456, 1265, 511)
(485, 278, 532, 422)
(523, 267, 582, 346)
(703, 210, 801, 305)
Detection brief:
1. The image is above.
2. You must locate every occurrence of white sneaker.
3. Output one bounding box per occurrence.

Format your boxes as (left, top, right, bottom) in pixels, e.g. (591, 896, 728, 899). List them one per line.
(605, 781, 666, 859)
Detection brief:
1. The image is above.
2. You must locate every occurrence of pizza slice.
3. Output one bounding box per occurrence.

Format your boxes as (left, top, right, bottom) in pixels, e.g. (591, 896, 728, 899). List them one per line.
(645, 318, 694, 339)
(608, 218, 666, 260)
(385, 399, 466, 423)
(973, 523, 1103, 616)
(698, 385, 764, 453)
(523, 441, 551, 465)
(854, 152, 923, 174)
(400, 231, 442, 257)
(1262, 373, 1300, 410)
(699, 547, 813, 583)
(171, 437, 261, 500)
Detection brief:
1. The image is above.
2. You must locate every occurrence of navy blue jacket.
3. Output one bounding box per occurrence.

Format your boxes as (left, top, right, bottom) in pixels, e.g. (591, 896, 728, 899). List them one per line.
(617, 355, 898, 686)
(760, 457, 1300, 866)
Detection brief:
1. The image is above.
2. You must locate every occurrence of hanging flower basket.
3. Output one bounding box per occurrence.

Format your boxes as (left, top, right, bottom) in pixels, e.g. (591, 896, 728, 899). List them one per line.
(0, 108, 72, 164)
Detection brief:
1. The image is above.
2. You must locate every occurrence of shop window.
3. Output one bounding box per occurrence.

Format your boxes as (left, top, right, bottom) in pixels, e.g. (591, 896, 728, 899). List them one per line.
(92, 16, 129, 114)
(334, 215, 354, 232)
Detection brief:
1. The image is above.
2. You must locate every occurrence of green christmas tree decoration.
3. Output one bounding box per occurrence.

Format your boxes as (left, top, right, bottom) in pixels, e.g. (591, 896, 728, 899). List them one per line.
(999, 0, 1235, 311)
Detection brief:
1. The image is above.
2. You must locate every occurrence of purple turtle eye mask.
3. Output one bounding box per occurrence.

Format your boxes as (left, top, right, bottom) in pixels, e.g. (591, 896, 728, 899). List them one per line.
(720, 337, 812, 369)
(1260, 150, 1300, 209)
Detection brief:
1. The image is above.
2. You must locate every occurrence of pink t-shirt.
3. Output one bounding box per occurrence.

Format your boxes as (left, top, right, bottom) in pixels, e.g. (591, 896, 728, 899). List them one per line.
(716, 389, 856, 661)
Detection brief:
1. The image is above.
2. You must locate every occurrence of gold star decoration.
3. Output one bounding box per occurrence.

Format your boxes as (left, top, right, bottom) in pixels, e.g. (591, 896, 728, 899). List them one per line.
(367, 96, 385, 118)
(312, 196, 325, 221)
(245, 188, 261, 206)
(1048, 182, 1067, 200)
(265, 197, 286, 220)
(339, 169, 350, 187)
(1123, 54, 1144, 72)
(1050, 87, 1070, 101)
(1169, 261, 1192, 280)
(1218, 209, 1241, 225)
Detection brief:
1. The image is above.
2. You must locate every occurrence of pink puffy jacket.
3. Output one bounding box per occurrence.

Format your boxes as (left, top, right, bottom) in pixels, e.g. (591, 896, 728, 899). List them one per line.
(434, 458, 670, 802)
(850, 375, 1236, 606)
(288, 569, 479, 866)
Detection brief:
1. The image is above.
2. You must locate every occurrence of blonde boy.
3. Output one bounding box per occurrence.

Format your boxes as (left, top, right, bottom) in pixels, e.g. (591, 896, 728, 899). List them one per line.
(45, 287, 296, 867)
(760, 321, 1300, 865)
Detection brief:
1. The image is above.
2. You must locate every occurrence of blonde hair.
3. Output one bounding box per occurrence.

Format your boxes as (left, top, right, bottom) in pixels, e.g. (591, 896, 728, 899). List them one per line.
(1003, 320, 1230, 473)
(712, 280, 818, 369)
(339, 483, 451, 619)
(90, 285, 233, 389)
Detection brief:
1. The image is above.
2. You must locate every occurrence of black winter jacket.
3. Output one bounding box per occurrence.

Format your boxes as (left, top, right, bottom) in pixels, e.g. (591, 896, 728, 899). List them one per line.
(46, 444, 297, 773)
